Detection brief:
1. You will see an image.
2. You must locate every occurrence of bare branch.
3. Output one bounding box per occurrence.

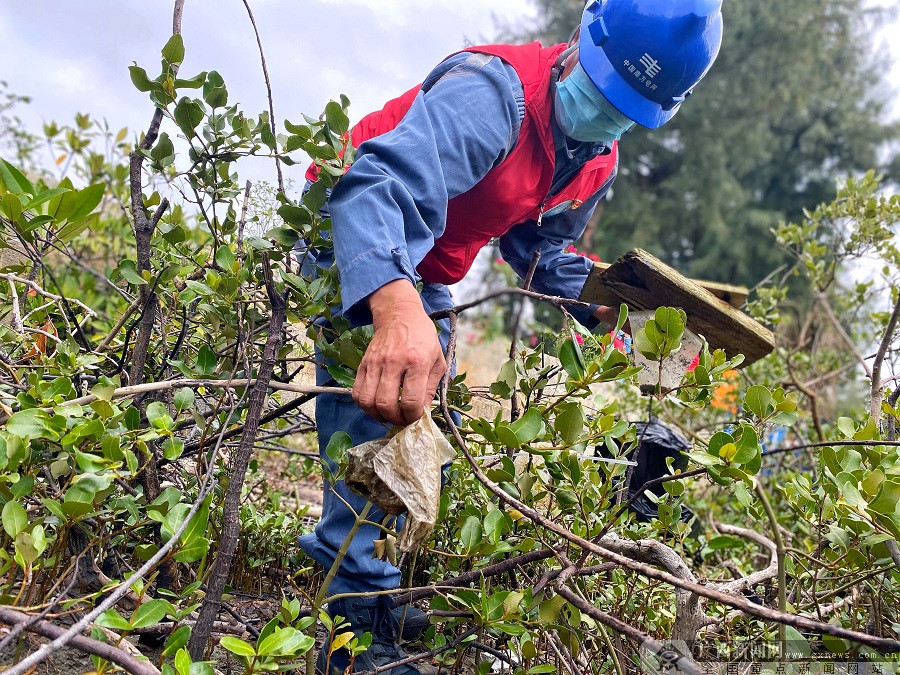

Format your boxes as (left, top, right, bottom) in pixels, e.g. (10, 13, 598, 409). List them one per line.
(710, 523, 778, 594)
(870, 291, 900, 423)
(55, 378, 347, 409)
(0, 607, 159, 675)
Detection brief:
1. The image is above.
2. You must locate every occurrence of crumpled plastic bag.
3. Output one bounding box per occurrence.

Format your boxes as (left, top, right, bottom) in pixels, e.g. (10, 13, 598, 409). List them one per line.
(345, 413, 456, 552)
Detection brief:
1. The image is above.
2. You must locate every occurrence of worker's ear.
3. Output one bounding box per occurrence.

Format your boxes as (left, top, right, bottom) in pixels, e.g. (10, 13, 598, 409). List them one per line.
(568, 25, 581, 47)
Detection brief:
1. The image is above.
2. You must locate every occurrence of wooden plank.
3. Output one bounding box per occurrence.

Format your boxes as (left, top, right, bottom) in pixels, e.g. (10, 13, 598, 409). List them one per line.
(585, 261, 749, 309)
(579, 249, 774, 367)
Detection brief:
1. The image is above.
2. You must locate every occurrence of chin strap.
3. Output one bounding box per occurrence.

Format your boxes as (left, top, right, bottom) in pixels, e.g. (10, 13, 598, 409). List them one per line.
(552, 44, 578, 83)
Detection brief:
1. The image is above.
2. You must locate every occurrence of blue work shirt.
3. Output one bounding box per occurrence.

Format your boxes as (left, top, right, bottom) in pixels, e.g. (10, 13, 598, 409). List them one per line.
(326, 51, 616, 327)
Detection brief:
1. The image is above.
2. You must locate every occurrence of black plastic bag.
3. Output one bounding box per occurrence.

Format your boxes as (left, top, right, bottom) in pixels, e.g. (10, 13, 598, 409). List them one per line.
(599, 419, 696, 525)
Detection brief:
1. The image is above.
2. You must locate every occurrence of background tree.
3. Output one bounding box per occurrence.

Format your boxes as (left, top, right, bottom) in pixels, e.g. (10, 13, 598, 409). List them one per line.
(505, 0, 899, 287)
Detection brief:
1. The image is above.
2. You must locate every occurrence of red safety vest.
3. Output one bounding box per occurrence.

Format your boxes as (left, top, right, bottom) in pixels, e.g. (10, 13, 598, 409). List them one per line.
(307, 42, 618, 285)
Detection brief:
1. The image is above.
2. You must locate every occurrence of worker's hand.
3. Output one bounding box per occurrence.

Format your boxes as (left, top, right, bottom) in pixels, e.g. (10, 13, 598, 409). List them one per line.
(354, 279, 447, 427)
(593, 305, 620, 327)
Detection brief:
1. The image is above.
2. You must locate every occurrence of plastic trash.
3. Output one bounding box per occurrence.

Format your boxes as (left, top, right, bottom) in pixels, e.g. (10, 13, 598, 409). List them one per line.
(346, 413, 456, 552)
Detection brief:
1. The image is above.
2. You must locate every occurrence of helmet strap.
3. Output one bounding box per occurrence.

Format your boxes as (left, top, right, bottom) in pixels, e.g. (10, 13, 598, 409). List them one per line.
(552, 45, 578, 82)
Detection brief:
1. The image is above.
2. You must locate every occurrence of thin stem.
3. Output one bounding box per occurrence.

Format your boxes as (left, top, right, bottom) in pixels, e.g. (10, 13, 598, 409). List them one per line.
(755, 480, 787, 652)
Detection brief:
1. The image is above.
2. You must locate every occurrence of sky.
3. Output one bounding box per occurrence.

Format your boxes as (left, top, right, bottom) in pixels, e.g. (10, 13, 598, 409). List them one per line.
(0, 0, 536, 168)
(1, 0, 898, 176)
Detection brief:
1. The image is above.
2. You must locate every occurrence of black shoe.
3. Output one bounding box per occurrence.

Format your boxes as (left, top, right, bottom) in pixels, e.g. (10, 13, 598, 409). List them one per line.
(316, 597, 421, 675)
(391, 604, 428, 642)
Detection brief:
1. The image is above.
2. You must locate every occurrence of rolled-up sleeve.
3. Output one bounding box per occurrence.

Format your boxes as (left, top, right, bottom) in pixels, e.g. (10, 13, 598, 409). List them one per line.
(328, 53, 524, 323)
(498, 183, 614, 328)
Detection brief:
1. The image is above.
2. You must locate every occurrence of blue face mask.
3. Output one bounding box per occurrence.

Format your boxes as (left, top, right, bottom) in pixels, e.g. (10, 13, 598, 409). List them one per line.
(554, 61, 635, 143)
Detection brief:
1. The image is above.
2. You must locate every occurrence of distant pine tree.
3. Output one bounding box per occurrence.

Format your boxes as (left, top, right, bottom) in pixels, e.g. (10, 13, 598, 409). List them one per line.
(500, 0, 899, 286)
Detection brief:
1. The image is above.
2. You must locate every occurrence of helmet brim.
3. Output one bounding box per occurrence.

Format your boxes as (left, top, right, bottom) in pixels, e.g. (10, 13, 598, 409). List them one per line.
(578, 11, 679, 130)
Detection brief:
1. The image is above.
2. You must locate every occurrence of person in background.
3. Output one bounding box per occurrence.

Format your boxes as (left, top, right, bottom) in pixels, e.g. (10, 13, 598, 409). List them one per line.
(301, 1, 724, 672)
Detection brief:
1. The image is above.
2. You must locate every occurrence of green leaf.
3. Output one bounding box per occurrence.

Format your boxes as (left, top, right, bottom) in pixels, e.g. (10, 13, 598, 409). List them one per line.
(460, 515, 482, 554)
(732, 425, 759, 465)
(163, 625, 191, 656)
(554, 402, 583, 445)
(325, 431, 353, 466)
(132, 599, 169, 629)
(707, 431, 734, 458)
(835, 472, 868, 510)
(162, 438, 185, 461)
(67, 183, 105, 222)
(129, 64, 155, 92)
(510, 408, 544, 445)
(258, 627, 312, 656)
(0, 158, 34, 195)
(836, 417, 857, 439)
(266, 226, 300, 248)
(161, 34, 185, 65)
(324, 100, 350, 136)
(23, 187, 71, 211)
(539, 595, 566, 624)
(2, 500, 28, 537)
(558, 339, 585, 379)
(494, 424, 521, 450)
(174, 97, 205, 136)
(744, 385, 773, 420)
(203, 75, 228, 108)
(172, 388, 195, 413)
(95, 609, 132, 631)
(151, 132, 175, 166)
(146, 401, 174, 431)
(483, 509, 506, 545)
(174, 71, 207, 89)
(868, 479, 900, 515)
(822, 633, 851, 654)
(783, 626, 811, 658)
(117, 259, 147, 286)
(215, 246, 235, 269)
(6, 408, 58, 441)
(219, 635, 256, 657)
(196, 345, 217, 376)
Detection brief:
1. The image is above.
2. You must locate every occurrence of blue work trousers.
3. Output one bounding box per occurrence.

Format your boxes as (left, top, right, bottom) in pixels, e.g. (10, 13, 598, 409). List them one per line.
(297, 283, 455, 595)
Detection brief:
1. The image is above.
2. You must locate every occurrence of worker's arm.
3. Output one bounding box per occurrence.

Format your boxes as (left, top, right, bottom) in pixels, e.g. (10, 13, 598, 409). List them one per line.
(329, 53, 525, 426)
(498, 180, 617, 329)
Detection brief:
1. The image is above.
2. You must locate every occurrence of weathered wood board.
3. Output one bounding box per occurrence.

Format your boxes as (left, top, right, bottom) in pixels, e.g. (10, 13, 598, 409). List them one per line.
(579, 249, 775, 367)
(585, 261, 749, 308)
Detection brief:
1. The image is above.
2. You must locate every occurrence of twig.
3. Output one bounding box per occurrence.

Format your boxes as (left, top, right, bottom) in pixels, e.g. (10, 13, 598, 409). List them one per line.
(359, 626, 478, 674)
(188, 253, 288, 659)
(0, 607, 159, 675)
(0, 556, 83, 653)
(508, 249, 541, 425)
(239, 1, 283, 194)
(437, 353, 900, 652)
(3, 471, 214, 675)
(428, 287, 592, 321)
(54, 378, 346, 409)
(870, 291, 900, 423)
(817, 291, 872, 379)
(595, 467, 706, 542)
(755, 480, 787, 650)
(711, 523, 778, 595)
(762, 439, 900, 456)
(389, 547, 559, 607)
(1, 272, 97, 318)
(97, 295, 143, 352)
(554, 584, 700, 675)
(6, 277, 24, 333)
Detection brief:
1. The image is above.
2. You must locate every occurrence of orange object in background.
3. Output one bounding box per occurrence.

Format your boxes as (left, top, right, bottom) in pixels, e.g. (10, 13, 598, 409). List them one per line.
(711, 369, 740, 413)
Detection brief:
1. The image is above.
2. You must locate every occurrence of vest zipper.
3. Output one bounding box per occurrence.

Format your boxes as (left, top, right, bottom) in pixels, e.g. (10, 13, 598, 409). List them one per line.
(537, 202, 546, 227)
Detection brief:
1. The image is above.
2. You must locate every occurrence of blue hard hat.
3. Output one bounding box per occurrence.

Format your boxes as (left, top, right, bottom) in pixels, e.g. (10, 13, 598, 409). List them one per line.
(578, 0, 724, 129)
